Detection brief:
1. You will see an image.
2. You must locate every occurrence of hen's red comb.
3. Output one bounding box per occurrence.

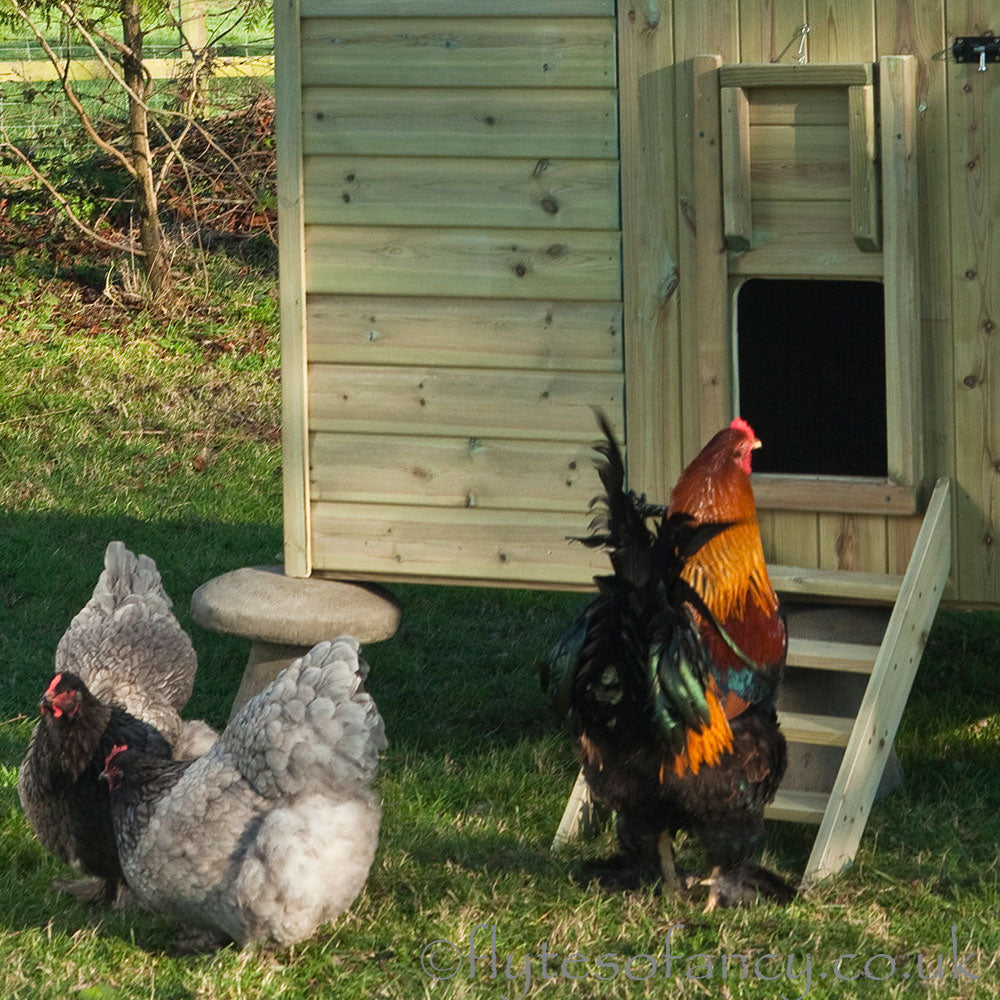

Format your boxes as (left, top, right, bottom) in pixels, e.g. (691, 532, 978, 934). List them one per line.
(104, 744, 129, 769)
(44, 673, 64, 698)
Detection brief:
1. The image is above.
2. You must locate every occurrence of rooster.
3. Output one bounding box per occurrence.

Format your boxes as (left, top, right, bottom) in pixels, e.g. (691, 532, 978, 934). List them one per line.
(547, 412, 790, 908)
(18, 541, 215, 903)
(101, 636, 386, 947)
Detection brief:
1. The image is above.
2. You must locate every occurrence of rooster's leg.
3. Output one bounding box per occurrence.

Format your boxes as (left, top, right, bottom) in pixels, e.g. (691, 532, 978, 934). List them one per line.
(656, 830, 681, 895)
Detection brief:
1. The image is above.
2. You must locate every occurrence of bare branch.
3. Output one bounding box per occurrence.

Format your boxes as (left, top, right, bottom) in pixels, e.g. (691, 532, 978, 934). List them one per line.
(55, 0, 151, 108)
(0, 132, 144, 256)
(4, 0, 136, 178)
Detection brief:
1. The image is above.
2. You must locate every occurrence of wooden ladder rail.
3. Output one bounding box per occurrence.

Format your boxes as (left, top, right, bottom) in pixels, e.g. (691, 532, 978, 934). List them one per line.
(801, 476, 951, 880)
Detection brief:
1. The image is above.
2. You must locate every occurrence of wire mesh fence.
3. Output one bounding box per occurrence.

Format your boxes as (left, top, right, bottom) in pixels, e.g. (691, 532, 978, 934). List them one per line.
(0, 17, 273, 143)
(0, 17, 277, 250)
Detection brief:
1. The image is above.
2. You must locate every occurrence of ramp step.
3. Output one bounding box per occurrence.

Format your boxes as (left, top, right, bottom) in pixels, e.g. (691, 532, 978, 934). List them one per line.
(769, 564, 903, 604)
(786, 636, 880, 673)
(765, 788, 828, 824)
(779, 710, 854, 747)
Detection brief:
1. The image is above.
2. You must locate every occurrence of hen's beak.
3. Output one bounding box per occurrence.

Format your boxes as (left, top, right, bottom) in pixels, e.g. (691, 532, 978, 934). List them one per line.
(752, 438, 762, 450)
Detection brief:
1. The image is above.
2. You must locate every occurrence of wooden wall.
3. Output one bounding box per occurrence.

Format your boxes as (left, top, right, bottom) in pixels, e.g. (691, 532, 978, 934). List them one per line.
(276, 0, 1000, 604)
(619, 0, 999, 605)
(276, 0, 624, 585)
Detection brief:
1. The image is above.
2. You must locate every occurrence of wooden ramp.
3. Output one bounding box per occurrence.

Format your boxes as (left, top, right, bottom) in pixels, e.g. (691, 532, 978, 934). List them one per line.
(551, 477, 951, 883)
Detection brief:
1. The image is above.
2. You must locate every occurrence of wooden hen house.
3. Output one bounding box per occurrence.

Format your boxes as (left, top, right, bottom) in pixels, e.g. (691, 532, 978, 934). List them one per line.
(273, 0, 998, 879)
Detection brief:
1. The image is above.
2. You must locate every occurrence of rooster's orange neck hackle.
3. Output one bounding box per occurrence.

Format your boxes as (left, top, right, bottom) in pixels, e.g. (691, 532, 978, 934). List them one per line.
(666, 418, 781, 777)
(669, 418, 778, 625)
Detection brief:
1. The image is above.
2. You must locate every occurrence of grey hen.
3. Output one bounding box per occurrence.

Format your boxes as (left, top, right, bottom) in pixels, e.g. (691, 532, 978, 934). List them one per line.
(103, 636, 386, 946)
(54, 540, 206, 750)
(18, 541, 214, 903)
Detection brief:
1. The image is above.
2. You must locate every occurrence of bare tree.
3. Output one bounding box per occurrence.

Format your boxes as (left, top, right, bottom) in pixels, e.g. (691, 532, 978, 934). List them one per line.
(0, 0, 270, 301)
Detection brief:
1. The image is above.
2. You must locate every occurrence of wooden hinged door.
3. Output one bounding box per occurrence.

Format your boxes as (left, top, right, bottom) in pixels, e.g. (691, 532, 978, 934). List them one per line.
(687, 56, 922, 513)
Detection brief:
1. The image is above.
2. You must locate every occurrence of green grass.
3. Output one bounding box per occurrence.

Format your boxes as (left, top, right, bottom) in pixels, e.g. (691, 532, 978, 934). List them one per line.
(2, 248, 1000, 998)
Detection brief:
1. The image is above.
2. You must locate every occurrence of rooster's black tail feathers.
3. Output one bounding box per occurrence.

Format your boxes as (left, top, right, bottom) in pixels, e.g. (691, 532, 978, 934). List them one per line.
(546, 410, 735, 748)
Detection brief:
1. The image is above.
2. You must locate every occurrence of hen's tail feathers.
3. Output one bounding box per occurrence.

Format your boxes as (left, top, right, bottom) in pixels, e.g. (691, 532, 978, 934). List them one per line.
(66, 541, 176, 629)
(571, 409, 661, 584)
(224, 636, 387, 800)
(54, 542, 198, 727)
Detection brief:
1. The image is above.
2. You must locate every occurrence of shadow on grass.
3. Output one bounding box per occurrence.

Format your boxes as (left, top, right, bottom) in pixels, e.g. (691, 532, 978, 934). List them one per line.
(4, 506, 1000, 952)
(0, 507, 283, 733)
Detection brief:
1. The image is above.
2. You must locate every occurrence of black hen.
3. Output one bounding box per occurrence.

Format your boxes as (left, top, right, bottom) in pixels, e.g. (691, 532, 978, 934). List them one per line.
(17, 671, 171, 903)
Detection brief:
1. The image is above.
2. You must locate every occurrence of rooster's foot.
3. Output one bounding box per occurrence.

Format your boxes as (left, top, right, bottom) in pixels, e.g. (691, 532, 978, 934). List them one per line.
(703, 864, 796, 911)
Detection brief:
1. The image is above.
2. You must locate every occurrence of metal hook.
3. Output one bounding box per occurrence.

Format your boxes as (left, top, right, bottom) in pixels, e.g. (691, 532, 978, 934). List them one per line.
(797, 23, 810, 64)
(774, 23, 810, 63)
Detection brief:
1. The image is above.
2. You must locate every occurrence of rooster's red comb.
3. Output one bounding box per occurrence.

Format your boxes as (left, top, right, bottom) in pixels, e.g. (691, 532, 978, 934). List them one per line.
(729, 417, 757, 440)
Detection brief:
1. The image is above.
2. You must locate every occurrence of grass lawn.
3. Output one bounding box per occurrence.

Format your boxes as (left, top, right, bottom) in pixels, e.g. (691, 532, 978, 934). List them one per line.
(2, 244, 1000, 999)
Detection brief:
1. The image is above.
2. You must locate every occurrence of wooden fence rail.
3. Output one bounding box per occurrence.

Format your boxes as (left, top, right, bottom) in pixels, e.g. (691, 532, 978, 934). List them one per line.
(0, 54, 273, 84)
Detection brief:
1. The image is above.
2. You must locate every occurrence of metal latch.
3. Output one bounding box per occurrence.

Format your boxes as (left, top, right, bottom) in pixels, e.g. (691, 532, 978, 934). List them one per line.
(953, 34, 1000, 71)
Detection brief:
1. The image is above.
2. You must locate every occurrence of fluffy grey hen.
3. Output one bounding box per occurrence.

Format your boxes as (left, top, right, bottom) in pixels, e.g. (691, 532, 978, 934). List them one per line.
(18, 541, 214, 903)
(53, 540, 212, 753)
(102, 636, 387, 947)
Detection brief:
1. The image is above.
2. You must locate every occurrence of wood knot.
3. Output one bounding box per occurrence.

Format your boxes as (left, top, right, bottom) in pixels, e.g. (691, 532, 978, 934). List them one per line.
(963, 374, 980, 388)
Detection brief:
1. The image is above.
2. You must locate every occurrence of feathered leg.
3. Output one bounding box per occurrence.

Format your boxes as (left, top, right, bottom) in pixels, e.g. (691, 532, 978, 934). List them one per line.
(51, 875, 118, 905)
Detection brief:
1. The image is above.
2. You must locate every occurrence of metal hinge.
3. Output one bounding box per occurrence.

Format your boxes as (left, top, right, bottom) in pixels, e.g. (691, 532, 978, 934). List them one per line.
(953, 34, 1000, 71)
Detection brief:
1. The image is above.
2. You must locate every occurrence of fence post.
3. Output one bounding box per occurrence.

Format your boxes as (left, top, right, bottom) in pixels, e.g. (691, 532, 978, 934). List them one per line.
(179, 0, 207, 57)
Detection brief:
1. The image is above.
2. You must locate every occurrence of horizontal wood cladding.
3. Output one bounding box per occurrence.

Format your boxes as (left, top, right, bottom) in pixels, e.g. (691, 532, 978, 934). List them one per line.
(308, 364, 622, 439)
(301, 0, 614, 16)
(301, 87, 618, 159)
(302, 156, 620, 230)
(310, 433, 601, 510)
(288, 2, 623, 586)
(304, 226, 622, 300)
(307, 296, 622, 371)
(310, 503, 606, 585)
(300, 18, 615, 88)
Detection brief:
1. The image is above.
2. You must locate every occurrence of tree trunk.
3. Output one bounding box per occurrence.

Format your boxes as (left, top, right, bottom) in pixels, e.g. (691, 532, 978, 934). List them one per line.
(120, 0, 169, 296)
